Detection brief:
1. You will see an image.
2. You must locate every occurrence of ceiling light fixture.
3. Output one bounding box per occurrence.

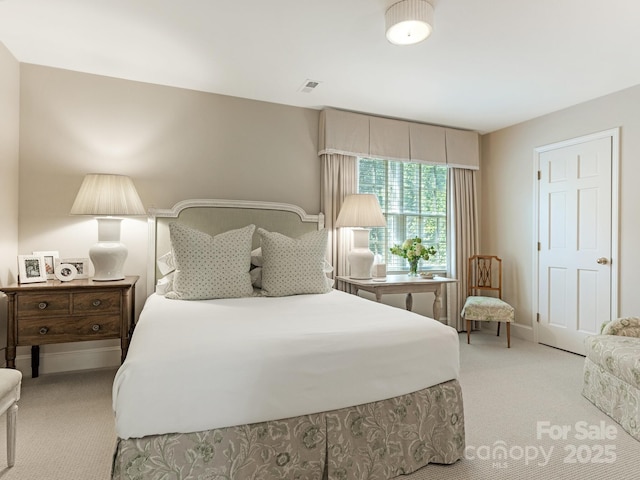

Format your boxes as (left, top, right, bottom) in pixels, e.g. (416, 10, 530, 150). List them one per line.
(385, 0, 434, 46)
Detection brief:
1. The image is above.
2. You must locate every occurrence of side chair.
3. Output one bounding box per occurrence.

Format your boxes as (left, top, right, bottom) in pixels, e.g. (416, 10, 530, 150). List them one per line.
(462, 255, 515, 348)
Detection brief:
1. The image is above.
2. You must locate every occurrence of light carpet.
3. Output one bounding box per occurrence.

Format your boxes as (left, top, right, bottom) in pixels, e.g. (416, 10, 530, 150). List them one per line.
(0, 331, 638, 479)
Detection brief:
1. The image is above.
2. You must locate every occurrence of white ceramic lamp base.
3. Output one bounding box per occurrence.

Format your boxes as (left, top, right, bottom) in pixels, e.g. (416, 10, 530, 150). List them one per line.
(348, 228, 375, 279)
(91, 217, 127, 281)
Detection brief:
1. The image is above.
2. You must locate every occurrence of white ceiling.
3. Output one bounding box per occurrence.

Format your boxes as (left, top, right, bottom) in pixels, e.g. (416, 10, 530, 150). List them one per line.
(1, 0, 640, 133)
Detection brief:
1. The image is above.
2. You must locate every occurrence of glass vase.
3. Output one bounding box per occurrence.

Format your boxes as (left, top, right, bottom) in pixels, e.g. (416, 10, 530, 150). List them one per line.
(408, 258, 420, 276)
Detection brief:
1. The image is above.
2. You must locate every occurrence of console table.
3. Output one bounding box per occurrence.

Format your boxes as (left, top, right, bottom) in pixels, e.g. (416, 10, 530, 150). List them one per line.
(335, 275, 457, 321)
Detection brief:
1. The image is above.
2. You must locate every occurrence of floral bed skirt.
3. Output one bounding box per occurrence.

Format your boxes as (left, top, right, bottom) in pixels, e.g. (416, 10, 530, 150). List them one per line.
(112, 379, 465, 480)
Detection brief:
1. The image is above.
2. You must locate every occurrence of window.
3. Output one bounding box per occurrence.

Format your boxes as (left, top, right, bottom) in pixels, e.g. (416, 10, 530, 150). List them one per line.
(358, 158, 447, 272)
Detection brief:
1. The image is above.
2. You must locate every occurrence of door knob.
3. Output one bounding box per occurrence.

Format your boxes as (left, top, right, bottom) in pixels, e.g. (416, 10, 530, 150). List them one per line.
(596, 257, 609, 265)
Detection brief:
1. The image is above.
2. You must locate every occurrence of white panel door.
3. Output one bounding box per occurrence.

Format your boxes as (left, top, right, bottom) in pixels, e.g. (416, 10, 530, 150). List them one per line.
(537, 133, 616, 355)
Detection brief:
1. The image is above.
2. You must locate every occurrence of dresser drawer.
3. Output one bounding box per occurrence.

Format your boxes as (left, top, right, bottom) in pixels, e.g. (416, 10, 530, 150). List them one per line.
(73, 290, 121, 314)
(17, 293, 70, 317)
(17, 314, 121, 345)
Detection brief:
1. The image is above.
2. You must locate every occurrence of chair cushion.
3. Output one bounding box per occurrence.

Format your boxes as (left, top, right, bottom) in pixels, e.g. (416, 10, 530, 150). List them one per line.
(584, 335, 640, 390)
(461, 296, 514, 322)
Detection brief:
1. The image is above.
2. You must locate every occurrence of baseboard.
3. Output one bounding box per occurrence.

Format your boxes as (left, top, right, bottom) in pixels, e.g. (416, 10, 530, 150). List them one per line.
(511, 322, 535, 342)
(479, 321, 535, 343)
(10, 346, 121, 377)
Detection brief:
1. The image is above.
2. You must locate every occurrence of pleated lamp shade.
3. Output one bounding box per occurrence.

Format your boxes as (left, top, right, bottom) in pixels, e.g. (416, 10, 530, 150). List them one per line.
(335, 194, 386, 228)
(70, 174, 145, 216)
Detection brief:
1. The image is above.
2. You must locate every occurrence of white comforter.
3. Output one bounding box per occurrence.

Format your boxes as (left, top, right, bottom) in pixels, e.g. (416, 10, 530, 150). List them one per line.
(113, 290, 460, 439)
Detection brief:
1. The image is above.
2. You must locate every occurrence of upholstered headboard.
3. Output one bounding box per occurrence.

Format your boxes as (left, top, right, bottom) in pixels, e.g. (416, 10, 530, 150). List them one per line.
(147, 199, 325, 293)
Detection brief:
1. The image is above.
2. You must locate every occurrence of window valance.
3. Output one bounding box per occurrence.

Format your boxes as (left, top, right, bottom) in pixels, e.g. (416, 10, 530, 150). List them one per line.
(318, 108, 479, 170)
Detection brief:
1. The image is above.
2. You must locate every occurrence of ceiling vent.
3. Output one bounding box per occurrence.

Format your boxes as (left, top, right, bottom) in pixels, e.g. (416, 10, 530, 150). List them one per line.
(299, 79, 321, 93)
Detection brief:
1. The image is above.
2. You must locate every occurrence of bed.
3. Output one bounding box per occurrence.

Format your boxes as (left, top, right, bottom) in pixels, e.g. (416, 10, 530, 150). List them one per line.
(111, 199, 465, 480)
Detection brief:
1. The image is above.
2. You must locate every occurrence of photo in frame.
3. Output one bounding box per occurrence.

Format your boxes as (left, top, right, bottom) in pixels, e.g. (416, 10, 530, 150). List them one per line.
(57, 258, 90, 279)
(18, 255, 48, 284)
(33, 251, 59, 280)
(55, 263, 77, 282)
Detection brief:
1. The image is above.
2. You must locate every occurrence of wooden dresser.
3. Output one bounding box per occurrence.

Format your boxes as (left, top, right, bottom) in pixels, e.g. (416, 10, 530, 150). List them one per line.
(0, 276, 138, 377)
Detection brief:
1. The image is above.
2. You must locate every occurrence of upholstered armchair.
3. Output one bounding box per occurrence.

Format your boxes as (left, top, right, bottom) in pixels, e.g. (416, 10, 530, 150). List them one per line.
(583, 316, 640, 441)
(600, 316, 640, 337)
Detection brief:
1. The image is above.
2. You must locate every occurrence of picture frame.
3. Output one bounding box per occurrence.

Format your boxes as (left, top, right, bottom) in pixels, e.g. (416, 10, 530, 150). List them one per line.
(18, 255, 48, 284)
(33, 251, 59, 280)
(57, 258, 90, 279)
(55, 263, 78, 282)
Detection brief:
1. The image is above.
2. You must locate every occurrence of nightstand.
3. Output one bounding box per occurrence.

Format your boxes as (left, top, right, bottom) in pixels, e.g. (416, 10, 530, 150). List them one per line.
(0, 276, 138, 377)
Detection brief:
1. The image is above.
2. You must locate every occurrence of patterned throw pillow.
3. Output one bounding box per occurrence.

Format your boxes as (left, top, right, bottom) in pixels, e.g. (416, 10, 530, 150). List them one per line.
(166, 223, 255, 300)
(258, 228, 331, 297)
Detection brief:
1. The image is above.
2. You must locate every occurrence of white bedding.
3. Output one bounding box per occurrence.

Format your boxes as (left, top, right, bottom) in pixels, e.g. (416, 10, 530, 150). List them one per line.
(113, 289, 460, 439)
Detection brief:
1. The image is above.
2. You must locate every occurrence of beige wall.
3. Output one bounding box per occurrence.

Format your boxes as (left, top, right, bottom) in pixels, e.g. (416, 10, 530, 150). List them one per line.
(17, 65, 321, 371)
(19, 64, 321, 295)
(0, 42, 20, 354)
(0, 43, 20, 285)
(481, 84, 640, 338)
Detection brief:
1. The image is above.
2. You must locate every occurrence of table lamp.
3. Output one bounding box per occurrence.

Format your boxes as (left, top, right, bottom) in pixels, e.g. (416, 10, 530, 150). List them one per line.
(70, 174, 145, 281)
(335, 194, 386, 279)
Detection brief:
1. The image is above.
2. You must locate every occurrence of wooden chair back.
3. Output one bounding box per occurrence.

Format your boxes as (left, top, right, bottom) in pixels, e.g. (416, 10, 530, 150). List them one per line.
(467, 255, 503, 299)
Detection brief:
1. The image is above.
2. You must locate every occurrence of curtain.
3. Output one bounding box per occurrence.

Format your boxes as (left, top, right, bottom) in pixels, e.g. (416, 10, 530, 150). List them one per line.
(447, 168, 479, 331)
(320, 154, 357, 277)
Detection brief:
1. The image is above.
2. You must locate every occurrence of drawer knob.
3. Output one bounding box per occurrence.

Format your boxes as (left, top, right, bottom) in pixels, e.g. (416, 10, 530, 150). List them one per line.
(39, 327, 49, 335)
(92, 299, 102, 307)
(92, 324, 101, 332)
(38, 302, 48, 310)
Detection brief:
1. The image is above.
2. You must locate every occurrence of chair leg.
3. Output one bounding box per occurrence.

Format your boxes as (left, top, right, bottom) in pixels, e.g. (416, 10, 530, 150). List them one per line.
(507, 322, 511, 348)
(7, 402, 17, 467)
(497, 322, 501, 337)
(466, 319, 471, 344)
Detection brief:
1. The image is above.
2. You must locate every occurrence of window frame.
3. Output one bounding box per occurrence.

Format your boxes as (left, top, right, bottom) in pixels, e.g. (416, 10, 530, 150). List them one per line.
(357, 157, 448, 274)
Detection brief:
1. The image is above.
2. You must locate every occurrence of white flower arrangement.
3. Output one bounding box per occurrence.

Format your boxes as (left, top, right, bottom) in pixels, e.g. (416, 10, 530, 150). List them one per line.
(390, 237, 436, 275)
(390, 237, 436, 261)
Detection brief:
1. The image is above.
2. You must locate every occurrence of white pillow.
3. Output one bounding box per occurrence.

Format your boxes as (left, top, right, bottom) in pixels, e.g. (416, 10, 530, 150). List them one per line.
(157, 251, 176, 275)
(166, 223, 255, 300)
(250, 267, 262, 289)
(257, 228, 332, 297)
(322, 259, 334, 274)
(156, 272, 174, 295)
(251, 247, 263, 267)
